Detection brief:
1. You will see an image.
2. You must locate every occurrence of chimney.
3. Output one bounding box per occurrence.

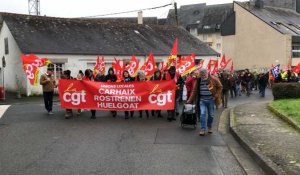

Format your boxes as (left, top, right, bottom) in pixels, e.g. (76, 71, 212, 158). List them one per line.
(138, 11, 143, 25)
(255, 0, 264, 9)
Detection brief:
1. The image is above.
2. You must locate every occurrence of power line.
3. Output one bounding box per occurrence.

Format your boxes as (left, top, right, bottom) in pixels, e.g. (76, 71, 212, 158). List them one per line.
(80, 3, 172, 18)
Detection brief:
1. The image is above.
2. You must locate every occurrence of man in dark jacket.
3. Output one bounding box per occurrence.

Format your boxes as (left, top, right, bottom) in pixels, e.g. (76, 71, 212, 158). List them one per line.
(258, 72, 269, 97)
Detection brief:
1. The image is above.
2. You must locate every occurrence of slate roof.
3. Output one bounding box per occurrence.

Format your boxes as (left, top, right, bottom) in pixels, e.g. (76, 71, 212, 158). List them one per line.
(166, 3, 233, 33)
(0, 13, 218, 56)
(88, 17, 159, 25)
(236, 2, 300, 35)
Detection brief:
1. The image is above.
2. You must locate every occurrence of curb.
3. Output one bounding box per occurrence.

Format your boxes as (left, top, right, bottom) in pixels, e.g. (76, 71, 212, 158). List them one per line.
(268, 104, 300, 133)
(229, 107, 287, 175)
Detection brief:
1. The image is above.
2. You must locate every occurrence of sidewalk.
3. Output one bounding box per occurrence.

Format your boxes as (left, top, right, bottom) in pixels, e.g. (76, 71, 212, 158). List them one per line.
(231, 102, 300, 175)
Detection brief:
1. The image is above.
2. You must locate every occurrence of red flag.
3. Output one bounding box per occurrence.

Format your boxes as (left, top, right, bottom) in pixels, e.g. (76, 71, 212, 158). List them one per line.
(197, 59, 204, 69)
(23, 64, 40, 86)
(211, 60, 219, 75)
(21, 54, 51, 86)
(93, 56, 105, 76)
(176, 55, 196, 76)
(140, 52, 156, 79)
(191, 52, 195, 62)
(21, 54, 51, 67)
(171, 37, 178, 58)
(207, 59, 212, 73)
(165, 38, 178, 69)
(112, 57, 124, 82)
(229, 61, 234, 73)
(220, 55, 226, 69)
(160, 61, 169, 73)
(125, 55, 139, 77)
(292, 63, 300, 73)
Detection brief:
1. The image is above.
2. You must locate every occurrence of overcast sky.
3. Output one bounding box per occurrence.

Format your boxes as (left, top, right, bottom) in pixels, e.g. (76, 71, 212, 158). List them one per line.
(0, 0, 248, 18)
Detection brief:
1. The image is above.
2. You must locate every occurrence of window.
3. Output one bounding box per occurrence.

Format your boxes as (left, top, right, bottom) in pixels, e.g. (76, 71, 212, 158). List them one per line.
(203, 25, 211, 29)
(203, 34, 208, 41)
(54, 63, 64, 79)
(292, 43, 300, 58)
(217, 43, 221, 49)
(4, 38, 8, 55)
(190, 28, 198, 36)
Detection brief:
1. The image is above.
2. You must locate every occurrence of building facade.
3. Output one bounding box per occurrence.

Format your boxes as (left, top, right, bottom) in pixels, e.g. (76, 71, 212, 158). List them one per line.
(221, 1, 300, 70)
(166, 3, 233, 54)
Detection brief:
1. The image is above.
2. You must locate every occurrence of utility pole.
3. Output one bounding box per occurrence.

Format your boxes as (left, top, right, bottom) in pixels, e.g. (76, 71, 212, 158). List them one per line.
(28, 0, 40, 15)
(174, 1, 179, 26)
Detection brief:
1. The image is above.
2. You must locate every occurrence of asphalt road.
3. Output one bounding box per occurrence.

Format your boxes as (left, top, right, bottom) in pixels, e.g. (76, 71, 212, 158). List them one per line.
(0, 89, 272, 175)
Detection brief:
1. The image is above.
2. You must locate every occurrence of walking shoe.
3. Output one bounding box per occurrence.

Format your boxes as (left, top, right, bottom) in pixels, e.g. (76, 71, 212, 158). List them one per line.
(125, 115, 129, 119)
(90, 116, 96, 119)
(208, 128, 213, 134)
(48, 111, 54, 115)
(65, 113, 72, 119)
(199, 129, 206, 136)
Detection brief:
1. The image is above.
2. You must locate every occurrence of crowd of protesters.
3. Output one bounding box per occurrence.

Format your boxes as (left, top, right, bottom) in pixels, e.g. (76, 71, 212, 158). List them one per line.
(40, 63, 299, 136)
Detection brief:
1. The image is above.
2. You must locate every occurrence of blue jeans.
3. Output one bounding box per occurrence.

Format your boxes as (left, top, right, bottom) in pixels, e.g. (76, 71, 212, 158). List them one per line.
(258, 85, 266, 97)
(199, 99, 215, 130)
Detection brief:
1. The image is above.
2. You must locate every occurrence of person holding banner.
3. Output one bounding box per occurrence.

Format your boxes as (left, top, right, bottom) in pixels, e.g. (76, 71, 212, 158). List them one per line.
(187, 68, 222, 136)
(61, 70, 73, 119)
(123, 70, 135, 119)
(40, 64, 56, 115)
(163, 66, 180, 121)
(84, 69, 97, 119)
(138, 71, 150, 119)
(105, 67, 117, 117)
(150, 70, 163, 118)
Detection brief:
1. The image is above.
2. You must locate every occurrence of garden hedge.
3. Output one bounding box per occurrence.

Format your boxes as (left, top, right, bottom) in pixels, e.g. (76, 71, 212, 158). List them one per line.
(272, 83, 300, 100)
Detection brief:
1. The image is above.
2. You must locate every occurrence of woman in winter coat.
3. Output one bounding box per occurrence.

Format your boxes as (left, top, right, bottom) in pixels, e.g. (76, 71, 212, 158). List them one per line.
(123, 70, 135, 119)
(138, 71, 149, 118)
(105, 67, 117, 117)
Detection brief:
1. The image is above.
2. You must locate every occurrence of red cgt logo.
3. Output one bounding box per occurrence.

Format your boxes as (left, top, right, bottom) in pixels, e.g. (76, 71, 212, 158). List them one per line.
(63, 83, 86, 105)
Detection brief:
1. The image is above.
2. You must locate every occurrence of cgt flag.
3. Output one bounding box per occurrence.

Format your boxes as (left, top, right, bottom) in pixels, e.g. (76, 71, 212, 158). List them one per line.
(59, 79, 176, 110)
(21, 54, 51, 86)
(271, 64, 280, 78)
(140, 52, 156, 79)
(125, 55, 139, 77)
(93, 56, 105, 76)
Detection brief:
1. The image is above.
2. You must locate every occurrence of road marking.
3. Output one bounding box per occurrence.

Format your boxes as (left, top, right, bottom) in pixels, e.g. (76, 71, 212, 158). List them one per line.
(0, 105, 10, 119)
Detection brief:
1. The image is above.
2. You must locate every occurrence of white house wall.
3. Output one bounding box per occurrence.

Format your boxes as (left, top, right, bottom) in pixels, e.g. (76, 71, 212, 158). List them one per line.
(0, 21, 25, 94)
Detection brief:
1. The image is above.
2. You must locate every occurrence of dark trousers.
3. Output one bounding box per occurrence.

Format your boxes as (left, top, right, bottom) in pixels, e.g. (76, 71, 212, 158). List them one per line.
(43, 91, 54, 112)
(91, 110, 96, 116)
(230, 86, 236, 98)
(125, 111, 134, 117)
(151, 110, 162, 117)
(139, 110, 149, 118)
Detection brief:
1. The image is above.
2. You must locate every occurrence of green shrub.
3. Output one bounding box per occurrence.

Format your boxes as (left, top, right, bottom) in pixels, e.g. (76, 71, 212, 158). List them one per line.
(272, 83, 300, 100)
